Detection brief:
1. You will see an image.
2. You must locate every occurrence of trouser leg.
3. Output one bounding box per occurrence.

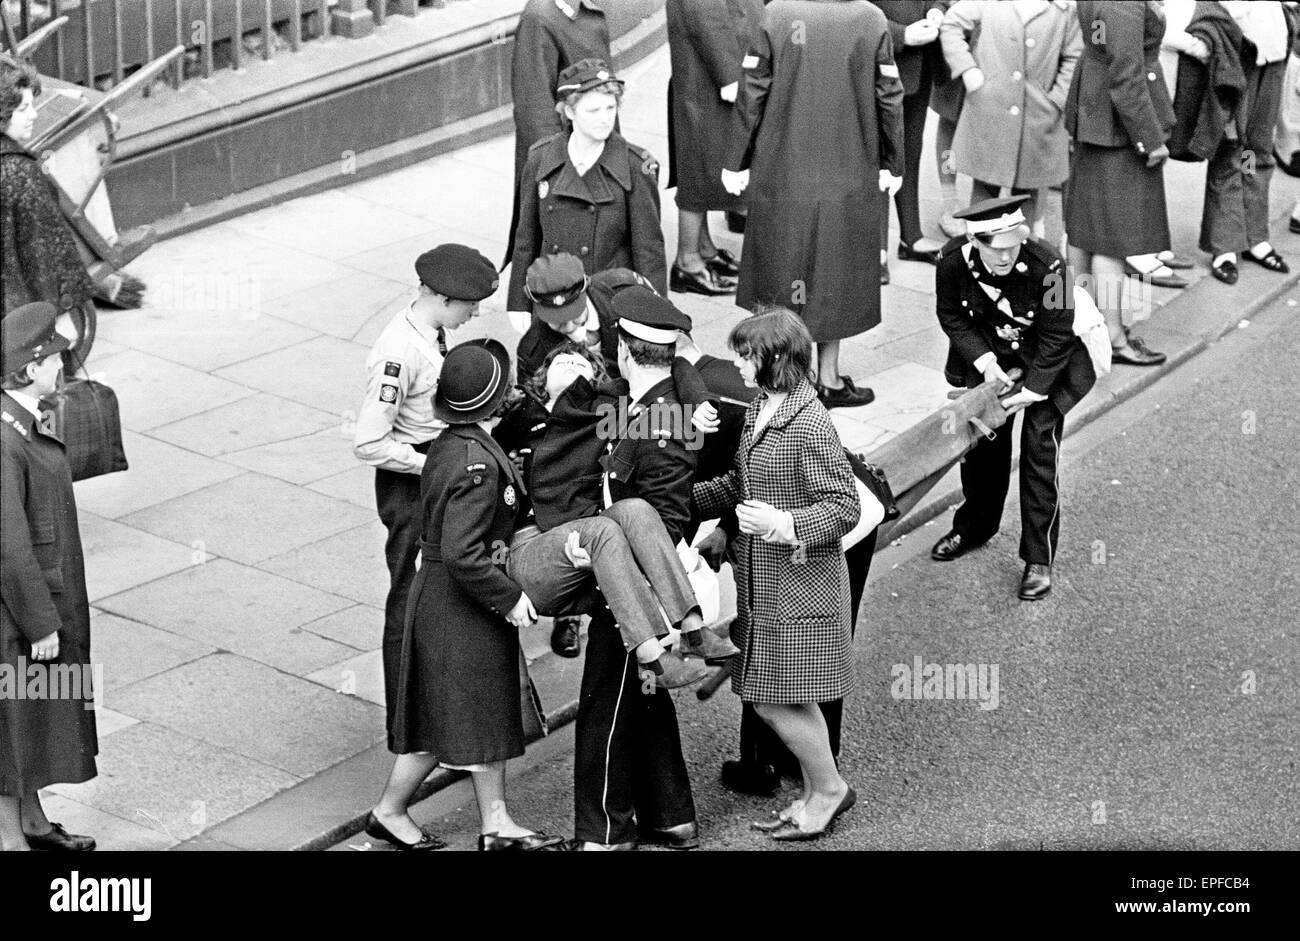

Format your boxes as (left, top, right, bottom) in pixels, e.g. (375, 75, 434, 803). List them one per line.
(375, 468, 422, 738)
(630, 645, 697, 831)
(1017, 399, 1066, 566)
(602, 499, 699, 625)
(1200, 137, 1247, 255)
(952, 414, 1016, 544)
(895, 86, 931, 247)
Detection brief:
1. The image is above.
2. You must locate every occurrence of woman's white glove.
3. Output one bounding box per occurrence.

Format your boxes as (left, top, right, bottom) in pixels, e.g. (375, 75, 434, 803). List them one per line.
(879, 170, 903, 197)
(691, 400, 720, 434)
(721, 169, 750, 196)
(506, 592, 537, 629)
(720, 82, 739, 103)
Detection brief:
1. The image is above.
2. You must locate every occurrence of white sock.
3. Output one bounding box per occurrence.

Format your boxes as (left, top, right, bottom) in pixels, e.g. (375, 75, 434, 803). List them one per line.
(1250, 241, 1273, 259)
(1213, 252, 1236, 268)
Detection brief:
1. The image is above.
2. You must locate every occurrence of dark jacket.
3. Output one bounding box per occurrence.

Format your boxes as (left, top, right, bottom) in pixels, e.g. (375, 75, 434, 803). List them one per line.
(515, 267, 652, 380)
(1, 392, 97, 794)
(875, 0, 946, 97)
(391, 424, 540, 762)
(728, 0, 905, 340)
(1169, 2, 1246, 161)
(935, 236, 1095, 415)
(1065, 0, 1174, 156)
(508, 131, 667, 312)
(665, 0, 765, 211)
(0, 135, 94, 319)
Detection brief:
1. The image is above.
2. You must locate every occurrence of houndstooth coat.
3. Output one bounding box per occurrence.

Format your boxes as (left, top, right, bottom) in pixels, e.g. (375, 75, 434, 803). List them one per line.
(693, 379, 859, 704)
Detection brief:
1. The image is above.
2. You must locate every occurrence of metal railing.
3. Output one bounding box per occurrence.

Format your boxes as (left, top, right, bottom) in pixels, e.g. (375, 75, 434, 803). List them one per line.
(8, 0, 443, 92)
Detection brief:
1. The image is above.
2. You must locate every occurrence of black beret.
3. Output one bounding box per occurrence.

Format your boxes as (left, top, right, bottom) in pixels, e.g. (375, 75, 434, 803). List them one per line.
(415, 244, 500, 301)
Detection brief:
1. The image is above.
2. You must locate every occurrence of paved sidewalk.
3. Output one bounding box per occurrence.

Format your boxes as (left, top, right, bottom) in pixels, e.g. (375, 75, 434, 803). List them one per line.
(41, 43, 1300, 849)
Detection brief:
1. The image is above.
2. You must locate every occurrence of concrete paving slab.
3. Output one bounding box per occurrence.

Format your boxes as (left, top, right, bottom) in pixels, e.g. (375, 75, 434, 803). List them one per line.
(88, 349, 256, 433)
(148, 392, 343, 457)
(227, 189, 438, 261)
(876, 323, 951, 371)
(345, 159, 516, 243)
(214, 334, 371, 417)
(48, 721, 299, 843)
(306, 464, 377, 509)
(260, 520, 391, 609)
(94, 706, 141, 738)
(90, 610, 217, 692)
(338, 222, 486, 284)
(77, 513, 210, 603)
(109, 654, 383, 779)
(120, 472, 371, 565)
(36, 792, 178, 851)
(305, 648, 385, 707)
(92, 305, 318, 373)
(262, 269, 410, 341)
(72, 430, 243, 519)
(222, 426, 360, 486)
(95, 559, 355, 674)
(299, 605, 383, 653)
(855, 362, 954, 434)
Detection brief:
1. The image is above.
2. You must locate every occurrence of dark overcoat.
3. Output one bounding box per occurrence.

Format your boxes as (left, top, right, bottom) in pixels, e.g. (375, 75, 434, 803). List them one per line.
(935, 236, 1095, 415)
(506, 0, 612, 261)
(727, 0, 905, 341)
(693, 380, 859, 704)
(665, 0, 765, 212)
(507, 132, 667, 313)
(1, 392, 97, 795)
(391, 424, 543, 763)
(0, 135, 94, 319)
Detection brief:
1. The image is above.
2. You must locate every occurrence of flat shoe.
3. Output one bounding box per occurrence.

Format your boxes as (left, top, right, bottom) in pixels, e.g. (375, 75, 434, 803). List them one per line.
(364, 812, 446, 851)
(1244, 249, 1289, 273)
(478, 831, 566, 851)
(25, 822, 95, 852)
(769, 788, 856, 842)
(1211, 259, 1238, 284)
(1124, 261, 1187, 289)
(1289, 217, 1300, 235)
(752, 800, 805, 832)
(1110, 340, 1165, 367)
(897, 241, 940, 265)
(670, 264, 736, 296)
(817, 376, 874, 409)
(702, 248, 740, 277)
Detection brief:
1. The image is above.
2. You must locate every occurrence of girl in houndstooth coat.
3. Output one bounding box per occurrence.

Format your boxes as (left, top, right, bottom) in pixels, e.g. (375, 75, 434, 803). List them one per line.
(692, 309, 860, 841)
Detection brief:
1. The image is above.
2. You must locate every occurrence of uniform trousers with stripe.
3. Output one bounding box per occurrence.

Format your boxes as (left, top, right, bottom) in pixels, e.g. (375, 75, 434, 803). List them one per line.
(574, 607, 696, 845)
(953, 398, 1065, 566)
(375, 444, 431, 746)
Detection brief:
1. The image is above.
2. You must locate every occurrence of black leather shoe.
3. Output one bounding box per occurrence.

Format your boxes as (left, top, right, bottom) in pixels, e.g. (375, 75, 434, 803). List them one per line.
(680, 626, 740, 664)
(637, 820, 699, 850)
(720, 760, 780, 796)
(364, 812, 446, 851)
(898, 241, 940, 265)
(1290, 217, 1300, 235)
(1211, 259, 1238, 284)
(930, 530, 985, 562)
(880, 261, 890, 285)
(25, 822, 95, 852)
(1111, 337, 1166, 366)
(817, 376, 874, 409)
(671, 263, 737, 296)
(1124, 261, 1188, 289)
(1018, 563, 1052, 601)
(702, 248, 740, 277)
(570, 839, 638, 851)
(550, 616, 581, 658)
(726, 210, 747, 234)
(478, 831, 566, 851)
(1244, 248, 1290, 273)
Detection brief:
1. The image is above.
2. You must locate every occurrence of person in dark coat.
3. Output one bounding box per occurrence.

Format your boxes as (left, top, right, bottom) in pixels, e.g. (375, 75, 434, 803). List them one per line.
(1, 63, 96, 374)
(1, 301, 97, 852)
(664, 0, 764, 296)
(692, 309, 861, 842)
(505, 0, 611, 267)
(723, 0, 905, 410)
(367, 340, 563, 852)
(1064, 0, 1174, 367)
(929, 196, 1097, 602)
(506, 59, 667, 332)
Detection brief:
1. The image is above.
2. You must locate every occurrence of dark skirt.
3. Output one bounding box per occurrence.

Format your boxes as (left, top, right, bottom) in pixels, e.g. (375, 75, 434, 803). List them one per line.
(1065, 142, 1171, 257)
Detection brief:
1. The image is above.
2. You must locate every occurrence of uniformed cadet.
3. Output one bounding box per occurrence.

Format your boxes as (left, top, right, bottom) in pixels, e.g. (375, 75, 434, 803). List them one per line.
(1, 301, 97, 852)
(930, 195, 1097, 601)
(506, 58, 667, 329)
(506, 0, 612, 266)
(353, 244, 499, 745)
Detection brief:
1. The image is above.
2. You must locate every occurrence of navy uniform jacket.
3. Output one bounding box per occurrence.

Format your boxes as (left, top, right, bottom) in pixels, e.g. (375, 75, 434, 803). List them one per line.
(508, 131, 667, 313)
(935, 236, 1095, 415)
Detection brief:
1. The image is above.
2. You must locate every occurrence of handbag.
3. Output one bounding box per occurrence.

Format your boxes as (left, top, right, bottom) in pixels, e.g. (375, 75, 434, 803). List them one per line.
(847, 449, 900, 522)
(49, 368, 128, 482)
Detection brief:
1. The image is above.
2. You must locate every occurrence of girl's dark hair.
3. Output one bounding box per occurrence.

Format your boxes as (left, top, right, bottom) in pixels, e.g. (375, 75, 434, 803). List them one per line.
(0, 59, 39, 133)
(727, 307, 813, 393)
(523, 340, 609, 403)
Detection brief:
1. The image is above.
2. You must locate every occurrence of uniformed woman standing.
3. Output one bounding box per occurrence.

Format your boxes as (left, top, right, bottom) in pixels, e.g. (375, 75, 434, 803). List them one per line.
(367, 340, 563, 852)
(506, 59, 667, 331)
(1, 302, 98, 852)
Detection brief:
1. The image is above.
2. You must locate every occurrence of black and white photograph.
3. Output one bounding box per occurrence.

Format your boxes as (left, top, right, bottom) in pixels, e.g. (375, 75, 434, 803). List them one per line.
(0, 0, 1294, 920)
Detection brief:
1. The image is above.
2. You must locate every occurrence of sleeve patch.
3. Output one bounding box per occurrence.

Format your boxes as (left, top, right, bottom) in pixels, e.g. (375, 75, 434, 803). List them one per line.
(466, 462, 487, 473)
(742, 54, 759, 69)
(384, 361, 402, 377)
(379, 384, 398, 403)
(880, 63, 900, 79)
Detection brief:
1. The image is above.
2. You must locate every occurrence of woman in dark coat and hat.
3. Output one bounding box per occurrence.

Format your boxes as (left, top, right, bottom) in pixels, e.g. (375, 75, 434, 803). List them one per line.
(1, 301, 98, 852)
(366, 339, 563, 852)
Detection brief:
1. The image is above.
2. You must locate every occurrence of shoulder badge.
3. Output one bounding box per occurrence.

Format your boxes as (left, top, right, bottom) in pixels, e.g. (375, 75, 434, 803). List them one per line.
(538, 180, 549, 200)
(383, 361, 401, 378)
(503, 484, 517, 507)
(379, 384, 398, 404)
(1, 409, 27, 438)
(466, 461, 488, 473)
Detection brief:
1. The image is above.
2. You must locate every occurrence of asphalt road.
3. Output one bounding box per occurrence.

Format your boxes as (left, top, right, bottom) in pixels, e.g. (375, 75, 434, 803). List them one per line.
(336, 294, 1300, 852)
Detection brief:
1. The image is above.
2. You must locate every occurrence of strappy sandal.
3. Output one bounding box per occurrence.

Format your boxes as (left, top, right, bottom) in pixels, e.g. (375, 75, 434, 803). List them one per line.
(1244, 249, 1290, 273)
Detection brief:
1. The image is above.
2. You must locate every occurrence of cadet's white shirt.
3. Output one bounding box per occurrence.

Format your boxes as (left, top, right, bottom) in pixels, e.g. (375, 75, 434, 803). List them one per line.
(353, 304, 447, 474)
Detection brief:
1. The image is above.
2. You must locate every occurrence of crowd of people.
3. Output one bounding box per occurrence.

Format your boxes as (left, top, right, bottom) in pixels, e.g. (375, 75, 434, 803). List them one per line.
(3, 0, 1299, 853)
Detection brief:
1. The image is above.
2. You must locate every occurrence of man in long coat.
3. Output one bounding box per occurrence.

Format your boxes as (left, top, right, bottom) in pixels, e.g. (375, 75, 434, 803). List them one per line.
(724, 0, 905, 409)
(505, 0, 612, 267)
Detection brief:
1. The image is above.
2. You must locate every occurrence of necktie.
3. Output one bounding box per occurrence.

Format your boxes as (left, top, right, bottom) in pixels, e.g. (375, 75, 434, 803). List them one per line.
(436, 327, 448, 356)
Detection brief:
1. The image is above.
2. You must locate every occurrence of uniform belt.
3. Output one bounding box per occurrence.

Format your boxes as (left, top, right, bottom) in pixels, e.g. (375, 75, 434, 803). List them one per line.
(417, 538, 441, 562)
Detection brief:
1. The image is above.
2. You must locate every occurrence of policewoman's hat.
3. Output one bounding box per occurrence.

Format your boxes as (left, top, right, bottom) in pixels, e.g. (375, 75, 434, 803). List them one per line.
(415, 244, 500, 301)
(611, 285, 691, 345)
(435, 338, 513, 424)
(525, 254, 590, 327)
(954, 194, 1032, 247)
(556, 58, 624, 97)
(2, 301, 70, 376)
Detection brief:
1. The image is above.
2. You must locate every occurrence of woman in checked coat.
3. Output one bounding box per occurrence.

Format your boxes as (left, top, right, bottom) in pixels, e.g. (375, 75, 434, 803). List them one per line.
(692, 309, 861, 842)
